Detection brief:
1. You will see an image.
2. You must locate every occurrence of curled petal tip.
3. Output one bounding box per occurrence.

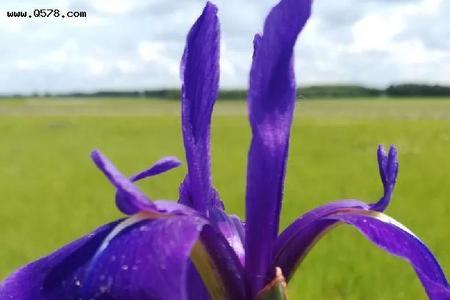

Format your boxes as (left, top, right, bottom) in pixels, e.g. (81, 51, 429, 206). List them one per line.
(372, 145, 399, 212)
(377, 145, 388, 179)
(387, 145, 399, 182)
(131, 156, 182, 182)
(91, 149, 156, 215)
(377, 144, 386, 156)
(205, 1, 218, 13)
(157, 156, 182, 166)
(90, 149, 102, 163)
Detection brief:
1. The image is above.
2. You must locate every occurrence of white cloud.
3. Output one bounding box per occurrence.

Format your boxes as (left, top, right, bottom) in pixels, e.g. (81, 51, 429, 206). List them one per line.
(351, 15, 405, 52)
(137, 41, 166, 62)
(0, 0, 449, 94)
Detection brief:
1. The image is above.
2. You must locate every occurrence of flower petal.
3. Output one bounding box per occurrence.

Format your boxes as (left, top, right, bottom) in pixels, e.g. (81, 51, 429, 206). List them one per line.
(273, 200, 370, 280)
(91, 150, 156, 215)
(179, 2, 221, 214)
(0, 221, 120, 300)
(273, 207, 450, 299)
(115, 156, 181, 214)
(208, 208, 246, 265)
(130, 156, 181, 182)
(190, 225, 248, 300)
(80, 215, 208, 300)
(273, 146, 398, 281)
(244, 0, 312, 293)
(371, 145, 399, 212)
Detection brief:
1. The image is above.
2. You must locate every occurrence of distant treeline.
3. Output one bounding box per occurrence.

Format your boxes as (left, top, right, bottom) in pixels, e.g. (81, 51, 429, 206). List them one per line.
(298, 84, 450, 98)
(3, 84, 450, 100)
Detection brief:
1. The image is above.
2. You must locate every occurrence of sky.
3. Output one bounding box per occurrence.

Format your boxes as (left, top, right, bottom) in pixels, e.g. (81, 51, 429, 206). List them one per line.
(0, 0, 448, 94)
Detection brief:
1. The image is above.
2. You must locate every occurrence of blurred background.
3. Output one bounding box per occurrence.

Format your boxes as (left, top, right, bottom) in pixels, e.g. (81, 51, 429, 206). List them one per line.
(0, 0, 449, 299)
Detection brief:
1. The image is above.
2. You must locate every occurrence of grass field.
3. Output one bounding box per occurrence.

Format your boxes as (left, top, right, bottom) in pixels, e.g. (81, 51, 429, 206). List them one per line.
(1, 98, 450, 299)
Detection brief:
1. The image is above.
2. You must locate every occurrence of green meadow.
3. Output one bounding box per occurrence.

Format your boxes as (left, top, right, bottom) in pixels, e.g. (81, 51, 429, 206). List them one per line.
(1, 98, 450, 299)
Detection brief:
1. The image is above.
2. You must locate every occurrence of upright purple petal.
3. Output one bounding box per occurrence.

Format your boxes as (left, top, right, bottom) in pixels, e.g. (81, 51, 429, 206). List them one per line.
(0, 221, 120, 300)
(91, 150, 156, 215)
(81, 215, 208, 300)
(273, 207, 450, 299)
(179, 2, 221, 214)
(244, 0, 312, 294)
(371, 145, 399, 212)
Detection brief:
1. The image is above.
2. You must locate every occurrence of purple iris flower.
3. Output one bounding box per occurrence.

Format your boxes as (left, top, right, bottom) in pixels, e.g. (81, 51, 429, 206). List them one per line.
(1, 0, 449, 299)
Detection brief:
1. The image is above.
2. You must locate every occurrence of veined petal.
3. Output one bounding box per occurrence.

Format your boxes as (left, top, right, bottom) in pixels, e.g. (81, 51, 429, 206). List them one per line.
(273, 207, 450, 299)
(80, 215, 208, 300)
(245, 0, 312, 293)
(91, 150, 156, 215)
(208, 208, 245, 265)
(115, 156, 182, 214)
(179, 2, 221, 214)
(190, 225, 248, 300)
(185, 211, 247, 300)
(273, 146, 399, 281)
(272, 200, 370, 281)
(0, 221, 120, 300)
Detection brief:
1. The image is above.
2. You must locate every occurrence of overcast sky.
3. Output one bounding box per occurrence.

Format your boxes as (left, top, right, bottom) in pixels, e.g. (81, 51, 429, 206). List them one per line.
(0, 0, 448, 94)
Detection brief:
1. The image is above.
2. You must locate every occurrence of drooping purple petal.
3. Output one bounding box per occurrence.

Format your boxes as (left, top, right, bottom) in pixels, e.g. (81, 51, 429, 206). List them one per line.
(371, 145, 399, 212)
(271, 145, 398, 281)
(329, 210, 450, 299)
(0, 221, 120, 300)
(91, 150, 156, 215)
(244, 0, 312, 294)
(179, 2, 221, 214)
(272, 200, 370, 281)
(115, 156, 181, 214)
(80, 215, 208, 300)
(273, 207, 450, 299)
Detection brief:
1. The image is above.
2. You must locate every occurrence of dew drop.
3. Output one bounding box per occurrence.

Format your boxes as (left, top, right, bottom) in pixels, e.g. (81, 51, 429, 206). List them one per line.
(139, 225, 149, 232)
(121, 264, 129, 271)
